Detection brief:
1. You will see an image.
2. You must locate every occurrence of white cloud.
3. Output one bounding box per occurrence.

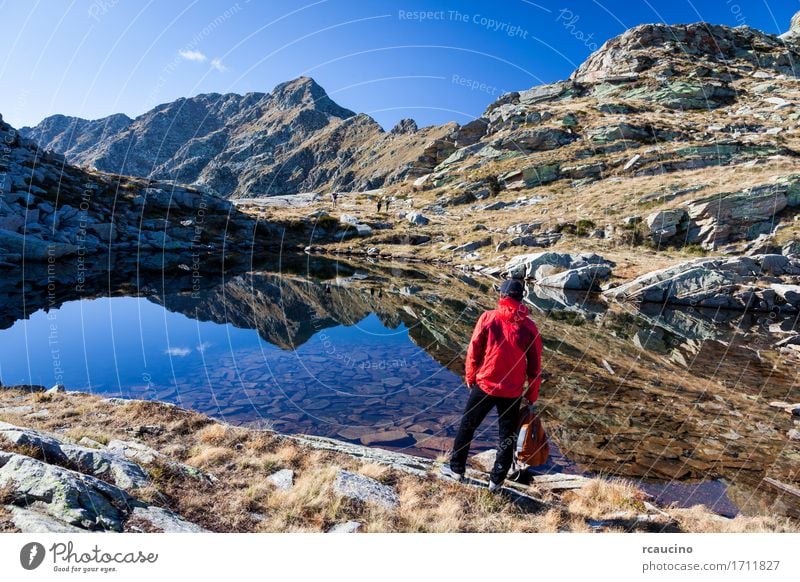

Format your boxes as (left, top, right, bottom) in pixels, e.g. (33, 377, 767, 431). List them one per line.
(178, 49, 207, 62)
(196, 342, 212, 353)
(210, 58, 228, 72)
(165, 347, 192, 357)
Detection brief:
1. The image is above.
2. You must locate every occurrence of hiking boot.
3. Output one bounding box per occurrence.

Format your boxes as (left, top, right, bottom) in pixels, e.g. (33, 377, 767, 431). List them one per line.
(488, 479, 503, 493)
(439, 464, 464, 482)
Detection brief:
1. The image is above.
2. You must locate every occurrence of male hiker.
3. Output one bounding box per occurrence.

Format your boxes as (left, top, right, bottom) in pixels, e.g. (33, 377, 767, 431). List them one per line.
(441, 279, 543, 492)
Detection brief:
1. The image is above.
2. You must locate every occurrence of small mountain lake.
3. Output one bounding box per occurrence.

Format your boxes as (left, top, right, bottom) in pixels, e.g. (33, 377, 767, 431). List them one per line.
(0, 295, 476, 451)
(1, 254, 798, 518)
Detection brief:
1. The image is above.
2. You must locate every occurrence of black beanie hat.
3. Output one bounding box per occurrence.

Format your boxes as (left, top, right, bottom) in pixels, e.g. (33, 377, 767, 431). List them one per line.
(499, 279, 524, 300)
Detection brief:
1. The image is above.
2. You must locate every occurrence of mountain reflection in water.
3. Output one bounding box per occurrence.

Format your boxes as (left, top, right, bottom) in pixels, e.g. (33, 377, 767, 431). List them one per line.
(0, 254, 798, 518)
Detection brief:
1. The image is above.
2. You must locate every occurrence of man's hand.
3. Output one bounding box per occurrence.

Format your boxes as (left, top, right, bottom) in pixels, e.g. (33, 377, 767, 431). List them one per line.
(524, 399, 538, 414)
(464, 378, 478, 391)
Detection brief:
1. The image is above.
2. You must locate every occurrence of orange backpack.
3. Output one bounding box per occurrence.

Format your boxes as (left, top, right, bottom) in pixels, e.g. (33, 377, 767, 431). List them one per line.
(515, 407, 550, 467)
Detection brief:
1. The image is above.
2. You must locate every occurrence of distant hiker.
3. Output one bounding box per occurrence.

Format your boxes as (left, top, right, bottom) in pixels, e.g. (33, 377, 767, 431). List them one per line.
(376, 197, 383, 213)
(440, 279, 543, 493)
(330, 191, 338, 208)
(385, 196, 391, 212)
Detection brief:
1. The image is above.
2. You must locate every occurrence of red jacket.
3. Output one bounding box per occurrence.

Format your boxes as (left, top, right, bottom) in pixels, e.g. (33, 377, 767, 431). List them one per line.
(465, 297, 543, 402)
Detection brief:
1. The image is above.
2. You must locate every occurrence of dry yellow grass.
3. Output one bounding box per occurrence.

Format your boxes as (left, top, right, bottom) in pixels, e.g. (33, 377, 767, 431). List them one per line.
(186, 445, 234, 468)
(563, 477, 649, 519)
(260, 443, 303, 471)
(667, 506, 800, 533)
(196, 423, 231, 445)
(64, 429, 110, 446)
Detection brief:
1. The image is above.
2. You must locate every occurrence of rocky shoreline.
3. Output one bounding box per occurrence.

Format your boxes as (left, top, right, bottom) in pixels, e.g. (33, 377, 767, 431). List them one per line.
(2, 385, 798, 533)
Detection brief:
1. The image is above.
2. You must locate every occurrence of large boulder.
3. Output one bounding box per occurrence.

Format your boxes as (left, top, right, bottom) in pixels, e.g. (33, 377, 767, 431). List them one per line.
(452, 237, 492, 254)
(505, 252, 572, 279)
(759, 254, 790, 276)
(4, 505, 85, 533)
(685, 182, 791, 249)
(537, 264, 613, 291)
(332, 470, 399, 509)
(128, 506, 208, 533)
(407, 212, 429, 226)
(493, 128, 576, 153)
(605, 259, 738, 304)
(500, 164, 560, 189)
(0, 421, 150, 489)
(505, 251, 613, 280)
(605, 255, 800, 309)
(646, 209, 688, 242)
(0, 452, 130, 531)
(771, 284, 800, 308)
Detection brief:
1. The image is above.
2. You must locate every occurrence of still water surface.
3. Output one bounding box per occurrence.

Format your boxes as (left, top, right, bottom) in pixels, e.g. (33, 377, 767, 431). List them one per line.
(1, 257, 798, 517)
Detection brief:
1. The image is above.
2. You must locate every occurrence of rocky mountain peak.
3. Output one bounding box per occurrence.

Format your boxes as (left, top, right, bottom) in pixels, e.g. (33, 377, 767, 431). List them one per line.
(270, 76, 355, 118)
(390, 118, 418, 134)
(780, 10, 800, 40)
(571, 22, 799, 84)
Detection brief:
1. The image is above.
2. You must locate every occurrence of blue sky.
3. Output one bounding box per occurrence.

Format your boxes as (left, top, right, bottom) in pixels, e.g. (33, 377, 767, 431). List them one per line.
(1, 0, 798, 130)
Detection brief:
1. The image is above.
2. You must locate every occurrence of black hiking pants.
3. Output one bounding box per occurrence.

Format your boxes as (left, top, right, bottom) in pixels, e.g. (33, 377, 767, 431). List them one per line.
(449, 385, 522, 484)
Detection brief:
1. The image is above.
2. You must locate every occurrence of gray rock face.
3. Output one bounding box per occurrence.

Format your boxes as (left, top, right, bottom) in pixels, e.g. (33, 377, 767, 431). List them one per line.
(106, 438, 211, 482)
(0, 114, 258, 265)
(332, 469, 399, 509)
(500, 164, 560, 189)
(0, 405, 34, 415)
(60, 446, 150, 490)
(0, 422, 150, 489)
(573, 23, 798, 85)
(605, 255, 800, 309)
(505, 252, 572, 279)
(452, 237, 492, 254)
(505, 251, 614, 282)
(537, 264, 613, 291)
(685, 181, 794, 249)
(771, 284, 800, 308)
(642, 177, 799, 249)
(290, 434, 432, 478)
(646, 209, 689, 242)
(493, 128, 576, 153)
(5, 504, 85, 533)
(106, 439, 160, 465)
(407, 212, 430, 226)
(470, 449, 497, 473)
(391, 118, 418, 134)
(0, 421, 69, 460)
(495, 232, 562, 252)
(0, 426, 209, 533)
(0, 452, 130, 531)
(129, 506, 209, 533)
